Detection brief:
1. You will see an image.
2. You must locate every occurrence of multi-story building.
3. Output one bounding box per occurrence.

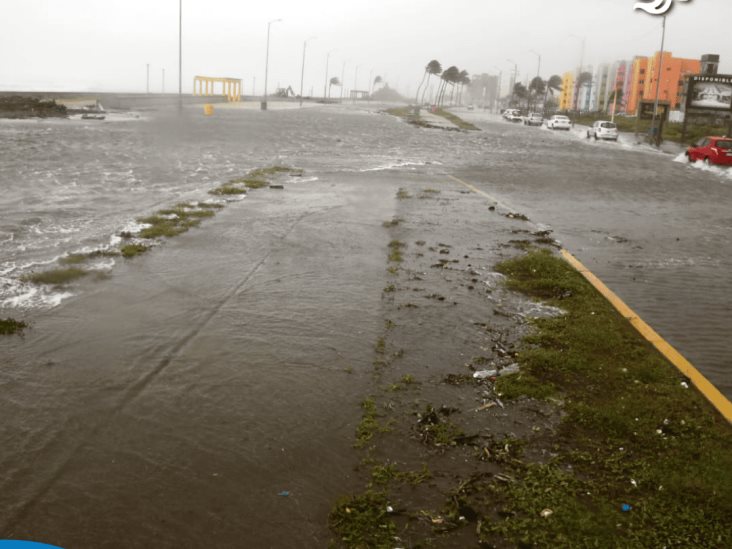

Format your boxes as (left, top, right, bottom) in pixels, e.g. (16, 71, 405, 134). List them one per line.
(625, 56, 648, 114)
(559, 71, 575, 111)
(643, 51, 700, 110)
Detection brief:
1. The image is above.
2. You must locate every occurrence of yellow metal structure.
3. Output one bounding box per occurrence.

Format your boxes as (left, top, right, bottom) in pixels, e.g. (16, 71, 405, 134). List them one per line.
(203, 104, 215, 116)
(193, 76, 242, 102)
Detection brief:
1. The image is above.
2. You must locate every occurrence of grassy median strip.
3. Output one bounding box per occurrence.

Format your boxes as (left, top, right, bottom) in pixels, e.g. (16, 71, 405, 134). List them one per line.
(432, 108, 480, 131)
(0, 318, 27, 335)
(21, 267, 90, 285)
(484, 248, 732, 547)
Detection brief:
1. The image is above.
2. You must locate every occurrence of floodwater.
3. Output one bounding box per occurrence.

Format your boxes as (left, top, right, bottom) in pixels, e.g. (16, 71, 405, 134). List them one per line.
(1, 103, 731, 547)
(456, 109, 732, 399)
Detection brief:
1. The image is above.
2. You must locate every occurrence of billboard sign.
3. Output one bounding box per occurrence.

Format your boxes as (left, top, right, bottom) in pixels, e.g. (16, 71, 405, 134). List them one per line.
(687, 75, 732, 111)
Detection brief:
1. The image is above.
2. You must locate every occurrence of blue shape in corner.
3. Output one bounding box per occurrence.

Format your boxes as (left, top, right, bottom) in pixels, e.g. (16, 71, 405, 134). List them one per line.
(0, 542, 64, 549)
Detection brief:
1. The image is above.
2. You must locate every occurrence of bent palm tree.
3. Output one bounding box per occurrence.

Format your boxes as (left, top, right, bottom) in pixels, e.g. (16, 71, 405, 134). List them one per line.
(415, 59, 441, 106)
(542, 75, 562, 115)
(421, 60, 442, 105)
(528, 76, 546, 112)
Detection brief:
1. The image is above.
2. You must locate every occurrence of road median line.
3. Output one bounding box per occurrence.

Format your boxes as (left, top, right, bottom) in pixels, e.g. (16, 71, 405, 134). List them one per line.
(448, 173, 732, 423)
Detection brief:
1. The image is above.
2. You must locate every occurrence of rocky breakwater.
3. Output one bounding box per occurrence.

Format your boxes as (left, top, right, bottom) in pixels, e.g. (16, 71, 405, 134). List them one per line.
(0, 96, 68, 118)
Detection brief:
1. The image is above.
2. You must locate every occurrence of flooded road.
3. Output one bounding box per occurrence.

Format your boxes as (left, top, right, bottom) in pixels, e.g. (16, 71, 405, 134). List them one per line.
(1, 103, 731, 546)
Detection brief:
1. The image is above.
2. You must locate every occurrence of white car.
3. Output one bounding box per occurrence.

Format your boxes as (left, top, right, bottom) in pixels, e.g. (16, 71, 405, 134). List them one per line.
(546, 115, 571, 130)
(502, 109, 522, 123)
(523, 112, 543, 126)
(587, 120, 619, 141)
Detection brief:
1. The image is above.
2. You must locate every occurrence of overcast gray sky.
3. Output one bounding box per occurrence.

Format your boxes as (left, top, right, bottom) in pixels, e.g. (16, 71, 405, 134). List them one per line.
(1, 0, 729, 96)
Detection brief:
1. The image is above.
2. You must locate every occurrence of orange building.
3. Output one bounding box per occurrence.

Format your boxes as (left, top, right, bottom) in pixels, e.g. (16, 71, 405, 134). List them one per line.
(625, 56, 648, 115)
(644, 52, 700, 109)
(625, 52, 700, 114)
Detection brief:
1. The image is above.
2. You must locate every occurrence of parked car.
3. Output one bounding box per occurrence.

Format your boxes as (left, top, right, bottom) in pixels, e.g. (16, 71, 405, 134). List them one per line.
(686, 136, 732, 166)
(587, 120, 619, 141)
(523, 112, 543, 126)
(546, 115, 571, 130)
(502, 109, 522, 123)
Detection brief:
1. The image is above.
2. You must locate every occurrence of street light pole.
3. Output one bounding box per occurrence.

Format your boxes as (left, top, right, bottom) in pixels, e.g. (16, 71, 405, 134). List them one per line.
(299, 37, 315, 108)
(529, 50, 541, 78)
(178, 0, 182, 111)
(340, 60, 348, 102)
(263, 18, 282, 111)
(650, 15, 667, 147)
(353, 65, 360, 103)
(323, 50, 334, 101)
(506, 59, 517, 106)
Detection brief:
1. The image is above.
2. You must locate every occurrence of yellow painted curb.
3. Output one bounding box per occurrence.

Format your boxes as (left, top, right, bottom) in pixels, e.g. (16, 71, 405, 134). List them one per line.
(561, 250, 732, 423)
(445, 173, 732, 423)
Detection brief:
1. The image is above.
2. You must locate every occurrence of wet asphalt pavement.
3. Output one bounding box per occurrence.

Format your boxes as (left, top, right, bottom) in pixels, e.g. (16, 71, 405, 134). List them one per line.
(1, 102, 731, 547)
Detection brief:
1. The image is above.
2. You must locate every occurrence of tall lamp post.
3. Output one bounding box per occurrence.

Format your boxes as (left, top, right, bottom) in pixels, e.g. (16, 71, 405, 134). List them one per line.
(529, 50, 542, 78)
(299, 36, 316, 107)
(353, 64, 360, 103)
(506, 59, 518, 106)
(340, 60, 348, 102)
(178, 0, 182, 111)
(569, 34, 586, 113)
(493, 66, 503, 113)
(263, 18, 282, 111)
(323, 50, 335, 101)
(650, 15, 667, 147)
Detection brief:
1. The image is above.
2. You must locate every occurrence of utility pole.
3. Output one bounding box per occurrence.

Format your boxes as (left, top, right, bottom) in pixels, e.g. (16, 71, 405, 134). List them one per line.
(340, 60, 348, 102)
(299, 37, 315, 107)
(650, 15, 667, 147)
(178, 0, 182, 111)
(323, 50, 334, 101)
(530, 50, 541, 78)
(506, 59, 517, 107)
(263, 18, 282, 110)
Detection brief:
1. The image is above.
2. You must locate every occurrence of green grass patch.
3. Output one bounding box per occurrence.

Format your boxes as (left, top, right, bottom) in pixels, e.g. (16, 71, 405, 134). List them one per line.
(209, 184, 247, 196)
(485, 248, 732, 547)
(0, 318, 27, 335)
(329, 490, 396, 548)
(388, 240, 405, 263)
(243, 179, 268, 189)
(433, 108, 480, 131)
(59, 250, 120, 265)
(21, 267, 89, 285)
(120, 243, 150, 258)
(396, 188, 411, 200)
(382, 217, 403, 228)
(355, 397, 391, 449)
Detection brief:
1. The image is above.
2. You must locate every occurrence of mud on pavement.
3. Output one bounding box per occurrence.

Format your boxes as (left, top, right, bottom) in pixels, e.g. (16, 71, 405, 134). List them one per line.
(328, 171, 566, 547)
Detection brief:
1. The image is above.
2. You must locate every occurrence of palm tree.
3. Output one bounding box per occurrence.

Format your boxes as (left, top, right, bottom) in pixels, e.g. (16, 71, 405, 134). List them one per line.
(528, 76, 546, 112)
(421, 60, 442, 105)
(512, 82, 528, 108)
(542, 74, 563, 115)
(457, 70, 470, 106)
(415, 59, 441, 106)
(439, 66, 460, 106)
